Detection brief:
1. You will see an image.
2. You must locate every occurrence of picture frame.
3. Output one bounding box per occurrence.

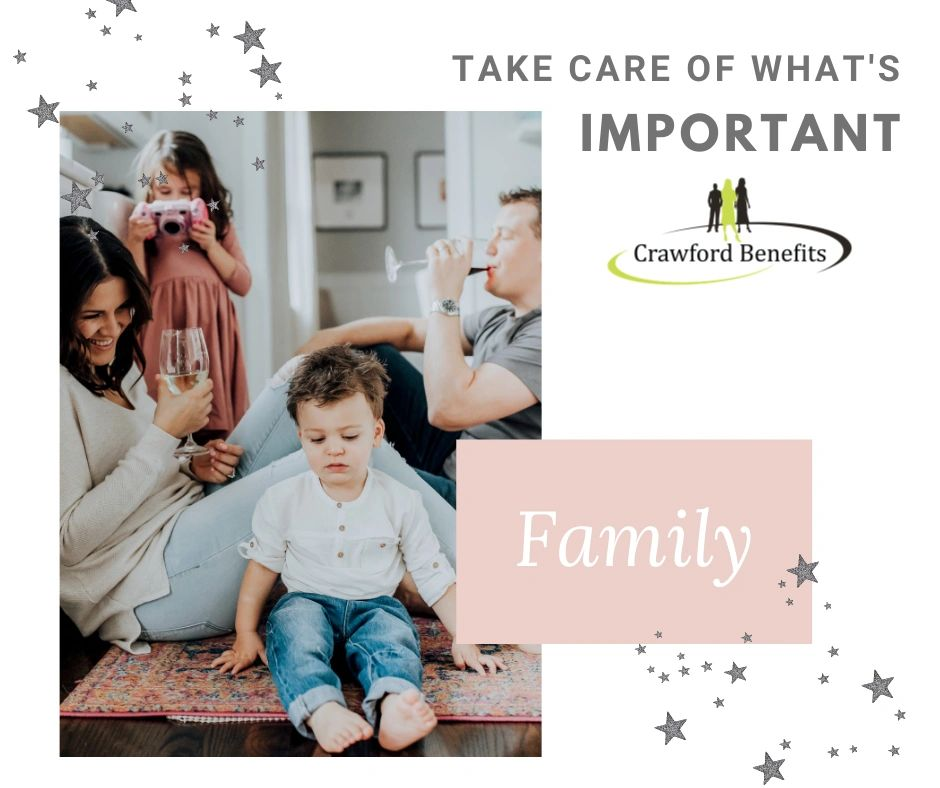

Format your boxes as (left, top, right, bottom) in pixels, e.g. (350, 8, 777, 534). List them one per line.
(313, 152, 387, 231)
(415, 151, 446, 230)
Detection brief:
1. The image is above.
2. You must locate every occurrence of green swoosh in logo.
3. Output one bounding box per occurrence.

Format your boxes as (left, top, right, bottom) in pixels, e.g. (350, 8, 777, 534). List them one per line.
(607, 250, 772, 285)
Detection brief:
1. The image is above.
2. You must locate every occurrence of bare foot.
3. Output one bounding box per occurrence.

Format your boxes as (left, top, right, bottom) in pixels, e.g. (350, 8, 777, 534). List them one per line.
(307, 701, 373, 753)
(378, 689, 437, 751)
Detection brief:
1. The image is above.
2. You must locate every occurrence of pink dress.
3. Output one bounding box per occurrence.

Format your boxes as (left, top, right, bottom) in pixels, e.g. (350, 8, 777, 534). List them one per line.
(140, 225, 251, 437)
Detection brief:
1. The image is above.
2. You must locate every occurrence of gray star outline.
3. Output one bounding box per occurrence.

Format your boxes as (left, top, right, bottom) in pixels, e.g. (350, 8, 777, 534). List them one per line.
(207, 110, 219, 121)
(829, 646, 839, 657)
(753, 752, 785, 785)
(93, 172, 105, 187)
(137, 173, 151, 188)
(658, 672, 670, 683)
(635, 645, 646, 655)
(654, 712, 686, 745)
(178, 243, 190, 254)
(88, 229, 99, 241)
(275, 92, 283, 100)
(134, 34, 142, 41)
(101, 25, 111, 36)
(250, 54, 281, 88)
(28, 95, 59, 127)
(786, 554, 819, 587)
(61, 181, 92, 214)
(14, 50, 26, 64)
(122, 121, 133, 133)
(107, 0, 137, 15)
(779, 739, 791, 750)
(179, 93, 192, 107)
(156, 171, 169, 186)
(85, 8, 96, 18)
(862, 670, 894, 703)
(179, 72, 192, 86)
(207, 23, 220, 37)
(702, 662, 712, 672)
(234, 22, 265, 54)
(207, 199, 220, 212)
(786, 598, 794, 606)
(742, 632, 753, 643)
(86, 80, 98, 90)
(713, 697, 724, 708)
(251, 156, 265, 171)
(828, 747, 839, 758)
(895, 709, 905, 720)
(647, 665, 655, 673)
(889, 745, 900, 756)
(679, 666, 690, 677)
(233, 115, 245, 127)
(818, 674, 829, 684)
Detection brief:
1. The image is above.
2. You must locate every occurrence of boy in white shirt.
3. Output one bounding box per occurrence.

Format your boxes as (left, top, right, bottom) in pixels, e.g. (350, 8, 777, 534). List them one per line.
(212, 346, 503, 752)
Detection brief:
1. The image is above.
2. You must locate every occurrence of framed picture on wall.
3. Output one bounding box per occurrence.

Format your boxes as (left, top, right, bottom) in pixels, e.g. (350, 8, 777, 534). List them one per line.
(313, 153, 387, 231)
(415, 151, 446, 230)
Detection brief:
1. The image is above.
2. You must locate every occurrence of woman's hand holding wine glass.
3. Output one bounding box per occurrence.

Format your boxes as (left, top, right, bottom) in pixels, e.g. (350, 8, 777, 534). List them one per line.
(153, 374, 213, 439)
(159, 328, 212, 456)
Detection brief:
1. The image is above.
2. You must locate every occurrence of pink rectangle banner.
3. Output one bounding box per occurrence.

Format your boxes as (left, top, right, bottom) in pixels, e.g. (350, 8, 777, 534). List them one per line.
(456, 440, 811, 644)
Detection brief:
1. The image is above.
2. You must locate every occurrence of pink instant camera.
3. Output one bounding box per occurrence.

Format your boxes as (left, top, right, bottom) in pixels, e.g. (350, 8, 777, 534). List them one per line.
(130, 198, 208, 239)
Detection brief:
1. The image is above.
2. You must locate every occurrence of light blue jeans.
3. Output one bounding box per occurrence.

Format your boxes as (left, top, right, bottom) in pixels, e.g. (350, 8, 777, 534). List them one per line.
(135, 356, 457, 641)
(266, 592, 422, 738)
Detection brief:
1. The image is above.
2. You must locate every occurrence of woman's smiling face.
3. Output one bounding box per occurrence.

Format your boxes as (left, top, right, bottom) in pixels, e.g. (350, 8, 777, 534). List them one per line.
(76, 276, 134, 367)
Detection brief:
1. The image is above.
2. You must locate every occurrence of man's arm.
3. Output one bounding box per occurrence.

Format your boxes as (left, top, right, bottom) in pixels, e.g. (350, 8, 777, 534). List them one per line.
(297, 316, 439, 355)
(423, 312, 537, 432)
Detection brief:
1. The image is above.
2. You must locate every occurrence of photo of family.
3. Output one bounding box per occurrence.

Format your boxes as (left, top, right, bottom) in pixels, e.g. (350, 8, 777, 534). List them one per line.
(58, 111, 542, 756)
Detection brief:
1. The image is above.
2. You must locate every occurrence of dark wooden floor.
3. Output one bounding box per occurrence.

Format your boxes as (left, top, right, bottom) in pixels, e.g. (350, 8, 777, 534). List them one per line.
(60, 612, 541, 757)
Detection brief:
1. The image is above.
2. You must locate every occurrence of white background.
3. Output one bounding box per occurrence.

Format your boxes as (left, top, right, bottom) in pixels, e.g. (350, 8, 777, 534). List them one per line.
(4, 0, 936, 780)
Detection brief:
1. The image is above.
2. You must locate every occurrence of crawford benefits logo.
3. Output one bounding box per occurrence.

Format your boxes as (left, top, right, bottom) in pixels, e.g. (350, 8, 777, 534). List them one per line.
(608, 177, 852, 285)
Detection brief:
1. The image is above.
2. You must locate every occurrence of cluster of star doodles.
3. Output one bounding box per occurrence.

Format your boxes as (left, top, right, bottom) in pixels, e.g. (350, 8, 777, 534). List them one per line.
(643, 553, 908, 781)
(231, 21, 283, 95)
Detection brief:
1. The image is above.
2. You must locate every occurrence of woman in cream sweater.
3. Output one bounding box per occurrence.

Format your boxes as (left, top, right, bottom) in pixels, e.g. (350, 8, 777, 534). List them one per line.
(60, 217, 456, 653)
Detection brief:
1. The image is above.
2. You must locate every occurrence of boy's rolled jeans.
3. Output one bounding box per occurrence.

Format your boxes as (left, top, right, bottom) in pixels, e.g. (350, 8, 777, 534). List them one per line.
(265, 591, 424, 738)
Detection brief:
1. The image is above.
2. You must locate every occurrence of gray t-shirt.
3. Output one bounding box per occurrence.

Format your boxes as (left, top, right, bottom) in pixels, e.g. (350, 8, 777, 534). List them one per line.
(441, 305, 542, 479)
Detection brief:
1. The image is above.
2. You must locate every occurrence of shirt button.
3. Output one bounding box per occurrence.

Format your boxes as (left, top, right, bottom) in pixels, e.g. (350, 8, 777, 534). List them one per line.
(379, 543, 386, 548)
(433, 562, 439, 568)
(338, 525, 346, 532)
(337, 551, 344, 558)
(336, 502, 342, 508)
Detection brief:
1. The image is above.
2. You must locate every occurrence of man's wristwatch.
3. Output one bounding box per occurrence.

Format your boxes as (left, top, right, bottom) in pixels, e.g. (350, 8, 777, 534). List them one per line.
(430, 298, 460, 317)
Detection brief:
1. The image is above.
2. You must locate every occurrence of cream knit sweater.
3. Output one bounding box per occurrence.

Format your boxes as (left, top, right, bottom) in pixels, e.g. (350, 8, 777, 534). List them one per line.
(59, 365, 204, 652)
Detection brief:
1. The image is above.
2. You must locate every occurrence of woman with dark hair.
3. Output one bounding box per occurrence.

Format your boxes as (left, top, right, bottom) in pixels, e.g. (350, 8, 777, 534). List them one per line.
(60, 217, 456, 654)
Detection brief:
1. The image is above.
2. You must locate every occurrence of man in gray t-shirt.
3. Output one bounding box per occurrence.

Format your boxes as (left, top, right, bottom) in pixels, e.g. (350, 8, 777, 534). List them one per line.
(298, 188, 542, 508)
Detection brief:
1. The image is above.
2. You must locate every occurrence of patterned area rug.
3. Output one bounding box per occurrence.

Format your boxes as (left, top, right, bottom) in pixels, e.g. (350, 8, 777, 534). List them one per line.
(60, 618, 540, 722)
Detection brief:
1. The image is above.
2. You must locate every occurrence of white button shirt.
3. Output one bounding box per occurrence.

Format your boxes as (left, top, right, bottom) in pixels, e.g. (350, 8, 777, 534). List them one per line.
(239, 468, 456, 606)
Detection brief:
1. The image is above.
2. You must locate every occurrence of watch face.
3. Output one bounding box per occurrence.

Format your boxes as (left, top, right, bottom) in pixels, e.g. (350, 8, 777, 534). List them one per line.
(441, 298, 459, 313)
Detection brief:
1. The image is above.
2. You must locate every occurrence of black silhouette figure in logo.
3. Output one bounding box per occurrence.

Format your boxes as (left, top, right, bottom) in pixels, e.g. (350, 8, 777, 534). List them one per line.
(735, 177, 752, 233)
(707, 183, 722, 232)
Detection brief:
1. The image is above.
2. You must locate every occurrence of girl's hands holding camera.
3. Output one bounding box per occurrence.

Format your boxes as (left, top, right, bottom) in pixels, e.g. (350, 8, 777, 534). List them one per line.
(153, 374, 213, 438)
(189, 218, 219, 253)
(127, 214, 157, 246)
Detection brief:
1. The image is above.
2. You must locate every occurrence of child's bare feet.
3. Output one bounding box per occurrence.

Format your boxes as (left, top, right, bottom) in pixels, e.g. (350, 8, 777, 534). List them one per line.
(307, 701, 373, 753)
(378, 689, 437, 751)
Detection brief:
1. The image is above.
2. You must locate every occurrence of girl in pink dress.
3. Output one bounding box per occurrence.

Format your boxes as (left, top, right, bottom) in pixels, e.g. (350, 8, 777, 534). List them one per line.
(127, 131, 250, 442)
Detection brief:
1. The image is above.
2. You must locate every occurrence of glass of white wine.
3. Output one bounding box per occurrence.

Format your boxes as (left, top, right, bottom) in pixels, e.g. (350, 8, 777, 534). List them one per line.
(160, 327, 210, 458)
(384, 238, 493, 283)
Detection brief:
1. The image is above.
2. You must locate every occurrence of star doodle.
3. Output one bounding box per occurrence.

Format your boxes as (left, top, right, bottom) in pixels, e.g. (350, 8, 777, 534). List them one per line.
(251, 156, 265, 171)
(655, 631, 663, 639)
(828, 747, 839, 758)
(786, 598, 794, 606)
(207, 199, 220, 212)
(92, 172, 105, 187)
(778, 580, 786, 588)
(28, 96, 59, 127)
(818, 674, 829, 684)
(862, 670, 894, 703)
(702, 661, 713, 672)
(742, 632, 753, 643)
(61, 182, 93, 214)
(725, 662, 747, 684)
(179, 243, 190, 254)
(179, 72, 192, 86)
(889, 745, 900, 756)
(137, 173, 151, 188)
(234, 22, 265, 54)
(250, 54, 281, 88)
(179, 93, 192, 107)
(207, 110, 219, 121)
(275, 92, 283, 100)
(100, 25, 111, 36)
(233, 115, 245, 127)
(679, 666, 690, 677)
(850, 745, 858, 753)
(156, 171, 169, 186)
(85, 8, 96, 18)
(829, 646, 839, 657)
(654, 712, 686, 745)
(107, 0, 137, 15)
(753, 752, 785, 785)
(824, 602, 832, 610)
(14, 50, 26, 64)
(779, 739, 791, 750)
(122, 121, 133, 133)
(86, 80, 98, 90)
(88, 229, 99, 241)
(658, 672, 670, 683)
(207, 23, 220, 37)
(134, 34, 142, 41)
(895, 709, 906, 721)
(713, 697, 724, 708)
(677, 652, 685, 660)
(647, 666, 655, 673)
(635, 644, 647, 655)
(786, 554, 818, 587)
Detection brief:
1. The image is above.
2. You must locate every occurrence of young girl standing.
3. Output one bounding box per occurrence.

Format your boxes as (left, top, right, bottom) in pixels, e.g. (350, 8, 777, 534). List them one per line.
(127, 130, 251, 442)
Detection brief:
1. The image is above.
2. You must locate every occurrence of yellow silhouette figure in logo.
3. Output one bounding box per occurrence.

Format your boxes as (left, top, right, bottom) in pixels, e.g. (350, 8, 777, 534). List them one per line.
(721, 179, 740, 243)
